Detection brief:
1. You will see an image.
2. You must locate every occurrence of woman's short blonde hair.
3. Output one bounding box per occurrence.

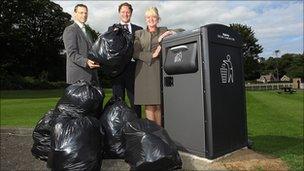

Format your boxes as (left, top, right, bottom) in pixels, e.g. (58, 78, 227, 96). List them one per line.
(145, 7, 160, 19)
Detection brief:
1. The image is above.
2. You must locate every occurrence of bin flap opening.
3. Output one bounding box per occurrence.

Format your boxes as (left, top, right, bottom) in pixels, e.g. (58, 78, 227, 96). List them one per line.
(164, 42, 198, 75)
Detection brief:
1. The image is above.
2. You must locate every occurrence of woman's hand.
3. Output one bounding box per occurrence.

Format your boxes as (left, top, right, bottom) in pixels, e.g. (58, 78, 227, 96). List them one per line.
(152, 45, 162, 58)
(158, 30, 176, 43)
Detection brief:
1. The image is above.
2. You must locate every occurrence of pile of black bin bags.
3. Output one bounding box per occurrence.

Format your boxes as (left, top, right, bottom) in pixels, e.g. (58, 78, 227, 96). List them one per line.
(100, 97, 182, 170)
(32, 81, 105, 170)
(32, 81, 182, 170)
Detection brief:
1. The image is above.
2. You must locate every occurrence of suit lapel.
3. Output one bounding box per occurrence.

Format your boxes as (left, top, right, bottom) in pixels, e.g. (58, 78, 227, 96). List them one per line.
(131, 24, 141, 34)
(130, 24, 136, 40)
(84, 25, 93, 44)
(73, 23, 92, 46)
(131, 24, 135, 34)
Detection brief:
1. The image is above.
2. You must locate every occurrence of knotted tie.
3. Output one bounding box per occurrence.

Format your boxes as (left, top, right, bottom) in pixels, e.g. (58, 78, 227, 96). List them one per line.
(82, 26, 88, 37)
(123, 24, 130, 33)
(82, 25, 91, 42)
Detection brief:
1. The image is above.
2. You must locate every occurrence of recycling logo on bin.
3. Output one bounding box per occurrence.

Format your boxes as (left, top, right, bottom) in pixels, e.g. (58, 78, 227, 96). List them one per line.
(220, 54, 234, 84)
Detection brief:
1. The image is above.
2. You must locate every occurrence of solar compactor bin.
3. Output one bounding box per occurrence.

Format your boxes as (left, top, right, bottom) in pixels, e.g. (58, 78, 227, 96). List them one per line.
(161, 24, 248, 159)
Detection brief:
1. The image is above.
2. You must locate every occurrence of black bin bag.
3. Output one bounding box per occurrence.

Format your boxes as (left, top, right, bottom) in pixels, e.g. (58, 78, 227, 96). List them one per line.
(31, 109, 59, 161)
(123, 119, 182, 171)
(101, 97, 138, 158)
(88, 24, 133, 78)
(47, 113, 104, 171)
(32, 81, 104, 165)
(55, 81, 104, 118)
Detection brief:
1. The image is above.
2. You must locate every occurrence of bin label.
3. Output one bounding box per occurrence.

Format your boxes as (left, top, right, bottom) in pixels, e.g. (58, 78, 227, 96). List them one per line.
(220, 55, 234, 84)
(217, 33, 235, 41)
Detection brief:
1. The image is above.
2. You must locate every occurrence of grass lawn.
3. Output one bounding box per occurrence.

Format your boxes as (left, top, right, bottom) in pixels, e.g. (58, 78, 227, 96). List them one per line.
(246, 90, 303, 170)
(1, 89, 303, 170)
(0, 89, 113, 127)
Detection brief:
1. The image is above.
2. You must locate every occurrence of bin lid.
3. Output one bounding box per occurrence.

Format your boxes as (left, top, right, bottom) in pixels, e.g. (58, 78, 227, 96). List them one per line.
(162, 28, 200, 44)
(201, 24, 242, 47)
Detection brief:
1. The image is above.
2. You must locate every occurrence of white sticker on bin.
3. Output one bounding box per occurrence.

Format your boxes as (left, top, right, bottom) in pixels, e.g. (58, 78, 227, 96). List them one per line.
(220, 54, 234, 84)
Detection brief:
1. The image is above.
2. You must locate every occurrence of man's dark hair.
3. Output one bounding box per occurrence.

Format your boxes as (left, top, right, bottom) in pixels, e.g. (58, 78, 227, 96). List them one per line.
(74, 4, 88, 12)
(118, 2, 133, 13)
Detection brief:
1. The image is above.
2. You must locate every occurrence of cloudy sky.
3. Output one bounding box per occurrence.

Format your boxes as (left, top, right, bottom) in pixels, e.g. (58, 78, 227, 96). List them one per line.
(54, 0, 303, 58)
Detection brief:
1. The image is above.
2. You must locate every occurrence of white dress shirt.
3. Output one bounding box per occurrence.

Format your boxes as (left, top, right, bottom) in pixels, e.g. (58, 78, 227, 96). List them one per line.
(120, 22, 132, 34)
(75, 20, 87, 36)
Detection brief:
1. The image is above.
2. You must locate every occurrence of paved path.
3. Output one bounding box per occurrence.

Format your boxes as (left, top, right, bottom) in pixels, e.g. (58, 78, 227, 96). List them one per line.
(0, 127, 288, 171)
(0, 127, 130, 171)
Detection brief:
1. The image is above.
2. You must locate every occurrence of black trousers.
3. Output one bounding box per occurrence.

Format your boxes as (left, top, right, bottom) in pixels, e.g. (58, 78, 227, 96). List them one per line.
(111, 62, 142, 118)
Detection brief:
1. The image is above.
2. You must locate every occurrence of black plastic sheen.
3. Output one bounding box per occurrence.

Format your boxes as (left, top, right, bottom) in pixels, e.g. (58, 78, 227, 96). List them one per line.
(123, 119, 182, 170)
(101, 97, 138, 158)
(88, 24, 133, 78)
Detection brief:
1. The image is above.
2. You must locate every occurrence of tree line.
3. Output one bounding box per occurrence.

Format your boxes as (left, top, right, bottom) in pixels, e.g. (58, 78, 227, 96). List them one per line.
(230, 24, 303, 81)
(0, 0, 302, 89)
(259, 53, 303, 80)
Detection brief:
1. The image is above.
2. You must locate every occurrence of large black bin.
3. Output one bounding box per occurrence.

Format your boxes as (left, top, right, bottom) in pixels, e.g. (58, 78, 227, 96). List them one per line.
(161, 24, 248, 159)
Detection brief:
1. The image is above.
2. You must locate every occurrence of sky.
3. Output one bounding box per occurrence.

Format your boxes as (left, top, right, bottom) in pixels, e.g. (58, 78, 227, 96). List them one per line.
(54, 0, 303, 58)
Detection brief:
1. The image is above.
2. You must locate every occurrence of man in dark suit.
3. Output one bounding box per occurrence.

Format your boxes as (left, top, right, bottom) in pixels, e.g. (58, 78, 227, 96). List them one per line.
(63, 4, 100, 85)
(109, 2, 143, 118)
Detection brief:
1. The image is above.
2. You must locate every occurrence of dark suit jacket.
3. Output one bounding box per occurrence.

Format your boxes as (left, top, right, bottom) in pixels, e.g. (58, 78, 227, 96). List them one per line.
(63, 23, 99, 84)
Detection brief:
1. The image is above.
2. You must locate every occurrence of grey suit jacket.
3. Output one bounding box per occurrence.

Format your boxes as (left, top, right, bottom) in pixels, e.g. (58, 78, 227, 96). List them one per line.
(63, 23, 99, 85)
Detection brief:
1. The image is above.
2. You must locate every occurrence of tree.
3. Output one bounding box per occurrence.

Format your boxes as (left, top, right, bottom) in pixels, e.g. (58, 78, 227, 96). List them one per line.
(260, 53, 304, 79)
(86, 24, 100, 42)
(230, 23, 263, 80)
(261, 57, 277, 75)
(277, 53, 293, 77)
(283, 53, 304, 78)
(0, 0, 72, 81)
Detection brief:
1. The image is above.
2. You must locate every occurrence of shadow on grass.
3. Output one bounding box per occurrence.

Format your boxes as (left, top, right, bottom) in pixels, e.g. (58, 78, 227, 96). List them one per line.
(250, 135, 303, 156)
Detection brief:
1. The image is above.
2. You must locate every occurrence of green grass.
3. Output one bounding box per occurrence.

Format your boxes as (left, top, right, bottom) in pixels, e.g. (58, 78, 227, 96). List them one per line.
(0, 89, 113, 127)
(0, 89, 303, 170)
(246, 91, 303, 170)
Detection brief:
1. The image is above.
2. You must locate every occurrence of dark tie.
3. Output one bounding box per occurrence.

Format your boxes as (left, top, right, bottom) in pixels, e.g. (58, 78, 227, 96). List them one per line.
(81, 26, 87, 36)
(82, 25, 91, 41)
(123, 24, 130, 33)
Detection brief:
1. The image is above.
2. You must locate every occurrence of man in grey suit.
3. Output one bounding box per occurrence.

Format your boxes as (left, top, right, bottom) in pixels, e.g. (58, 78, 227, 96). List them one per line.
(63, 4, 100, 85)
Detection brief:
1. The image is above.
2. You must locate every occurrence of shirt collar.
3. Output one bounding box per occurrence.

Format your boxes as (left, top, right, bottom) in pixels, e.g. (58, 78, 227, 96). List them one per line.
(120, 22, 131, 26)
(120, 22, 132, 33)
(75, 20, 85, 29)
